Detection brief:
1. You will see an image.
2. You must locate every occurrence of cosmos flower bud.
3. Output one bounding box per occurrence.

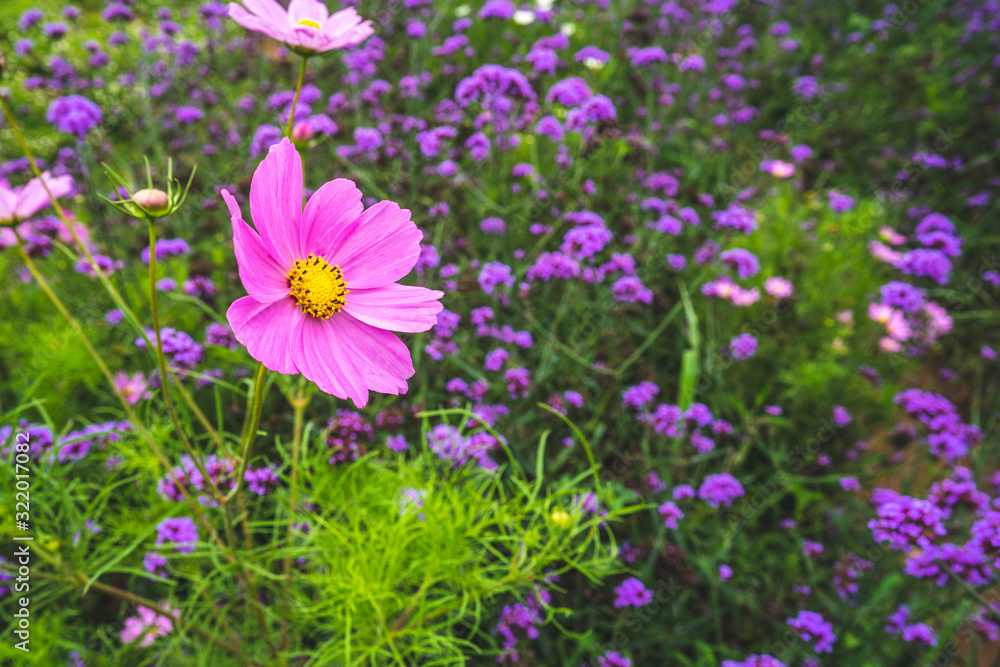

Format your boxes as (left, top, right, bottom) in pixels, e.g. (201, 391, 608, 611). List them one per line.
(100, 157, 195, 220)
(291, 119, 314, 143)
(131, 188, 170, 213)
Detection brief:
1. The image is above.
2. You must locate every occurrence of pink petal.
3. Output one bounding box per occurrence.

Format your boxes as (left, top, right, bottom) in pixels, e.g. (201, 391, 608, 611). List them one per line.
(344, 284, 444, 333)
(288, 0, 329, 24)
(223, 190, 290, 303)
(323, 8, 374, 48)
(227, 296, 304, 375)
(249, 138, 304, 267)
(227, 2, 290, 42)
(295, 314, 413, 407)
(15, 172, 73, 220)
(236, 0, 289, 26)
(300, 178, 363, 255)
(323, 200, 423, 290)
(0, 185, 16, 222)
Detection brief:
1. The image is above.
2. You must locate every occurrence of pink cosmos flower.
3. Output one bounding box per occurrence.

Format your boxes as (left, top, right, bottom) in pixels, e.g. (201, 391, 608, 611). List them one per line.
(0, 172, 74, 224)
(227, 0, 373, 54)
(223, 138, 443, 408)
(868, 302, 893, 324)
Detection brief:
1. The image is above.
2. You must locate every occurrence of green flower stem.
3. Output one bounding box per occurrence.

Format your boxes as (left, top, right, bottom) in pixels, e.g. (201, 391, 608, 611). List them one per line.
(227, 362, 269, 503)
(279, 389, 310, 652)
(148, 219, 230, 515)
(945, 564, 1000, 624)
(284, 56, 309, 138)
(285, 391, 310, 562)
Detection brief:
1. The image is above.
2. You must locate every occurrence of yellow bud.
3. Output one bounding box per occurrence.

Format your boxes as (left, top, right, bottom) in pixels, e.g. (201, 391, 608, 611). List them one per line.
(551, 509, 572, 528)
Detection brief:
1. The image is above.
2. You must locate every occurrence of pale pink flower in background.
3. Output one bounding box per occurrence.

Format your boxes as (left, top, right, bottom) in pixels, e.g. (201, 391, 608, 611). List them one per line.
(224, 138, 443, 408)
(868, 302, 893, 324)
(762, 159, 795, 178)
(114, 371, 152, 405)
(879, 337, 902, 353)
(227, 0, 374, 54)
(730, 286, 761, 306)
(764, 276, 793, 298)
(868, 240, 903, 265)
(885, 311, 912, 341)
(120, 605, 179, 647)
(0, 172, 74, 224)
(879, 226, 907, 245)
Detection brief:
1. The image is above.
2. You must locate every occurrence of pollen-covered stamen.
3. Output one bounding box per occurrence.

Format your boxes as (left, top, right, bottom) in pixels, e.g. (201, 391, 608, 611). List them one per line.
(296, 18, 321, 29)
(287, 253, 349, 320)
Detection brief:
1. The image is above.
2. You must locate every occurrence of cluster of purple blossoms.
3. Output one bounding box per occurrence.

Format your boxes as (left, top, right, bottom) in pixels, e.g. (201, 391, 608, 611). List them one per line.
(970, 511, 1000, 569)
(621, 381, 660, 410)
(721, 656, 786, 667)
(868, 491, 947, 551)
(141, 237, 190, 263)
(927, 466, 989, 517)
(156, 454, 236, 503)
(495, 588, 550, 663)
(720, 249, 760, 279)
(183, 276, 216, 299)
(204, 322, 238, 349)
(832, 553, 873, 603)
(904, 542, 993, 586)
(143, 551, 169, 579)
(894, 388, 982, 460)
(57, 420, 131, 463)
(595, 652, 632, 667)
(787, 610, 837, 653)
(658, 501, 684, 529)
(637, 402, 733, 454)
(136, 327, 203, 373)
(46, 95, 102, 140)
(0, 421, 54, 460)
(711, 205, 757, 235)
(155, 517, 199, 553)
(698, 474, 745, 508)
(885, 606, 938, 646)
(245, 465, 280, 495)
(426, 424, 498, 470)
(730, 333, 758, 361)
(326, 410, 375, 465)
(610, 276, 653, 304)
(613, 577, 653, 608)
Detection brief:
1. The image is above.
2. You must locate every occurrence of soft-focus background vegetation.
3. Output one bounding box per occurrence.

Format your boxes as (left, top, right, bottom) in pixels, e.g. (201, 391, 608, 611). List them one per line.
(1, 0, 999, 665)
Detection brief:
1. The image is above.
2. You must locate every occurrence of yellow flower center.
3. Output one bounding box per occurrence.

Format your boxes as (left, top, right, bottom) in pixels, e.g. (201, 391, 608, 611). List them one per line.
(297, 18, 322, 29)
(287, 254, 349, 320)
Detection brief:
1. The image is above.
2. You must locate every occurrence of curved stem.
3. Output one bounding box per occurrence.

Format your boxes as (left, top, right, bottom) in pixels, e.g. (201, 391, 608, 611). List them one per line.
(228, 362, 269, 502)
(945, 564, 1000, 624)
(280, 390, 310, 651)
(284, 56, 309, 138)
(148, 219, 227, 510)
